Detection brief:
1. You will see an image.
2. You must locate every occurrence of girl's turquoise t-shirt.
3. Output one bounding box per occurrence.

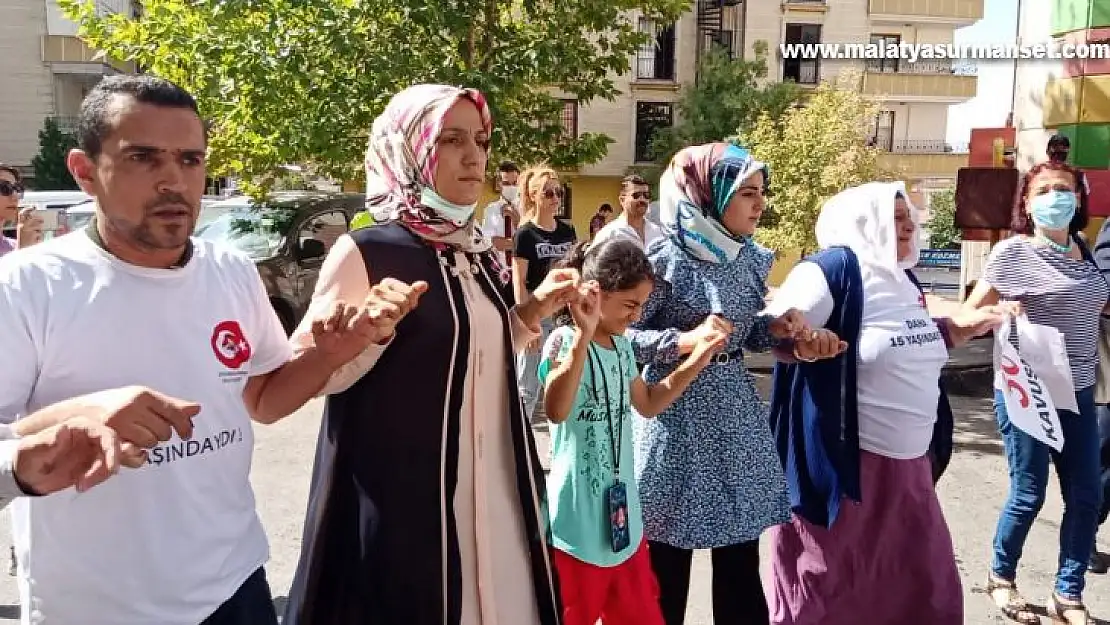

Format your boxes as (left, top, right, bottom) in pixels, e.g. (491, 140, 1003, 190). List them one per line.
(538, 325, 643, 567)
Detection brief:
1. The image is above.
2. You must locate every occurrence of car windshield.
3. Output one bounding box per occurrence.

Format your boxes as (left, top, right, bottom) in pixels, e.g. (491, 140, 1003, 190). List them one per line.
(194, 206, 296, 259)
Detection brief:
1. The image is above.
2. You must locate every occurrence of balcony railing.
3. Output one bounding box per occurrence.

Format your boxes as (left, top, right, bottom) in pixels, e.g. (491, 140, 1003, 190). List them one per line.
(865, 59, 978, 75)
(784, 59, 819, 85)
(878, 139, 971, 154)
(868, 0, 984, 23)
(49, 116, 80, 134)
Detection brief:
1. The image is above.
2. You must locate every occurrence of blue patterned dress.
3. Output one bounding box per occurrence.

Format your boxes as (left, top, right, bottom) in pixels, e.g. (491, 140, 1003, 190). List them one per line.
(628, 235, 792, 549)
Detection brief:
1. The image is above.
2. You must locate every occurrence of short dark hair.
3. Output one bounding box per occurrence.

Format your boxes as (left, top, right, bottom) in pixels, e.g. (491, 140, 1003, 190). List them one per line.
(497, 161, 520, 174)
(77, 74, 202, 158)
(599, 203, 613, 212)
(621, 174, 648, 191)
(1011, 161, 1088, 235)
(1047, 134, 1070, 149)
(0, 163, 22, 184)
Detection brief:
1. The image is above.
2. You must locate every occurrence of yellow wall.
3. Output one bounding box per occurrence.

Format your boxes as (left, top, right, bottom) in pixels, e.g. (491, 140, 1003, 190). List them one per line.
(1080, 75, 1110, 123)
(1044, 77, 1083, 126)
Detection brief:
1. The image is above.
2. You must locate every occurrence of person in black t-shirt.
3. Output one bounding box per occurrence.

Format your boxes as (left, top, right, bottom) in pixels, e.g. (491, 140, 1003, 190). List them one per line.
(512, 166, 578, 418)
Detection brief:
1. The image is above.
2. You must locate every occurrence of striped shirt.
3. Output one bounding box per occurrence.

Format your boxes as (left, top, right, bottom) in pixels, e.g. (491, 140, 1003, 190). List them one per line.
(983, 236, 1109, 389)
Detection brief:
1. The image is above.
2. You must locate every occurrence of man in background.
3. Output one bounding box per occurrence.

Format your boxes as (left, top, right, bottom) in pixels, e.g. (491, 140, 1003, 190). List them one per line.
(588, 202, 613, 239)
(593, 174, 663, 249)
(481, 161, 520, 257)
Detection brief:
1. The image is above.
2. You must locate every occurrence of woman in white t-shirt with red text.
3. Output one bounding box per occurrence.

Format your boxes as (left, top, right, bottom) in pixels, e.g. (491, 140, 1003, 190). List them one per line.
(764, 182, 1003, 624)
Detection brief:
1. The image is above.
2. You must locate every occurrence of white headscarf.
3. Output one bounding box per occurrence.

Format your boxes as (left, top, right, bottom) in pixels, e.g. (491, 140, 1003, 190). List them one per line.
(815, 181, 920, 282)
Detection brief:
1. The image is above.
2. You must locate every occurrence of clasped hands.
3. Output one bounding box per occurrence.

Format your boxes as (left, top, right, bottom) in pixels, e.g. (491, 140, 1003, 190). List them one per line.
(768, 309, 846, 362)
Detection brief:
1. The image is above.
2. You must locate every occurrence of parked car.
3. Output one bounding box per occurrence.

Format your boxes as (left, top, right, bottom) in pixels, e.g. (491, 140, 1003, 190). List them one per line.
(194, 191, 364, 334)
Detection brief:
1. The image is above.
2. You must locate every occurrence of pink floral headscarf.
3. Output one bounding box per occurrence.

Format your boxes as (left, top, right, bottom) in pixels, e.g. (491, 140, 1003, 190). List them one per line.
(365, 84, 493, 252)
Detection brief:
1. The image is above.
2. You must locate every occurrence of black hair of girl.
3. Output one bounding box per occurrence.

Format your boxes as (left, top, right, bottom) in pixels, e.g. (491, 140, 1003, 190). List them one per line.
(552, 236, 655, 327)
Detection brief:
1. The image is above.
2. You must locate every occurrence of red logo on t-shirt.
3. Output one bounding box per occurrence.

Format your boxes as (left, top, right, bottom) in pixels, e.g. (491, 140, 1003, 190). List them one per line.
(918, 294, 927, 309)
(211, 320, 252, 369)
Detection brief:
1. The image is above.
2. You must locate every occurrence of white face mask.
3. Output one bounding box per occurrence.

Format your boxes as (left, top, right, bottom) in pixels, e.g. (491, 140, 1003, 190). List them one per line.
(501, 185, 519, 204)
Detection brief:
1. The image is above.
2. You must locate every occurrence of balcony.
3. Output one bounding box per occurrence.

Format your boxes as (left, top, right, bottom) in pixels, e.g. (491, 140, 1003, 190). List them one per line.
(861, 60, 977, 103)
(41, 35, 133, 74)
(782, 0, 828, 13)
(868, 0, 984, 26)
(48, 116, 80, 135)
(878, 140, 970, 178)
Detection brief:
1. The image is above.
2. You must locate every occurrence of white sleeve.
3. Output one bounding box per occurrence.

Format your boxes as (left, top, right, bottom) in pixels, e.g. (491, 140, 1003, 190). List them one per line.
(481, 202, 501, 237)
(244, 261, 294, 376)
(0, 259, 41, 425)
(762, 261, 836, 328)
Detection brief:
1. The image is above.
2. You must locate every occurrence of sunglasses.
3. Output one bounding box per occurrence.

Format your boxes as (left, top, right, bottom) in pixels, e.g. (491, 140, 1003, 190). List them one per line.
(543, 188, 564, 199)
(627, 191, 651, 201)
(0, 181, 24, 197)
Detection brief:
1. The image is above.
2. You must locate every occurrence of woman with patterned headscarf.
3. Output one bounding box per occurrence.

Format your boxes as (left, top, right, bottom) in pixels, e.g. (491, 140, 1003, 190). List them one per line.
(764, 182, 1002, 624)
(627, 143, 840, 625)
(281, 84, 582, 625)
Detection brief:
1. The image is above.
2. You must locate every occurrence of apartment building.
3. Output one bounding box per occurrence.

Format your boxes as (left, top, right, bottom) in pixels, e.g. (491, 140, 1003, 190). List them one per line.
(0, 0, 135, 182)
(557, 0, 983, 237)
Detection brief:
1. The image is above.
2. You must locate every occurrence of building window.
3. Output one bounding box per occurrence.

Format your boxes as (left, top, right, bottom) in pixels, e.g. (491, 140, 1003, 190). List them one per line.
(868, 34, 901, 72)
(560, 100, 578, 139)
(783, 24, 821, 85)
(869, 111, 895, 151)
(636, 18, 677, 80)
(559, 183, 573, 220)
(635, 102, 674, 163)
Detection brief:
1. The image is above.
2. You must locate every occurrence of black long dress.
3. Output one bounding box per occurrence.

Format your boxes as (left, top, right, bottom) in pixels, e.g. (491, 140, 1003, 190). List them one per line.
(282, 223, 562, 625)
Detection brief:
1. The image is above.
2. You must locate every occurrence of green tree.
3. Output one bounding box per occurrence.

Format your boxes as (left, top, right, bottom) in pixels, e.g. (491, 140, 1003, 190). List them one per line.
(61, 0, 690, 193)
(926, 188, 960, 249)
(742, 72, 892, 254)
(632, 41, 801, 186)
(30, 117, 79, 190)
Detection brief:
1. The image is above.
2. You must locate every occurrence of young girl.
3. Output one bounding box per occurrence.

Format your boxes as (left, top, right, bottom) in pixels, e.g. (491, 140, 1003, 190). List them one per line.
(539, 236, 727, 625)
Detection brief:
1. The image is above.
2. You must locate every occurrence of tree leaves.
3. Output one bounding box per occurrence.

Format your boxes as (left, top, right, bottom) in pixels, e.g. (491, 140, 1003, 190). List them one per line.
(742, 72, 893, 254)
(632, 42, 801, 190)
(30, 118, 79, 191)
(926, 188, 960, 249)
(59, 0, 689, 193)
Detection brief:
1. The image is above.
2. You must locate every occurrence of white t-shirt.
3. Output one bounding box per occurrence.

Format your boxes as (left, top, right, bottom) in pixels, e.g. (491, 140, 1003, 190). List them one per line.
(767, 262, 948, 459)
(482, 199, 513, 239)
(592, 214, 664, 250)
(0, 231, 293, 625)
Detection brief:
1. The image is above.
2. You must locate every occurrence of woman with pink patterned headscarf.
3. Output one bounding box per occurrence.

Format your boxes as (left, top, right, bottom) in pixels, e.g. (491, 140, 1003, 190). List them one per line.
(282, 84, 579, 625)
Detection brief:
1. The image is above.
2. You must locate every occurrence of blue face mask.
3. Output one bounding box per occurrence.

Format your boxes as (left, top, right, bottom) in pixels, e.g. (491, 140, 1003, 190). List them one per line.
(1029, 189, 1077, 231)
(420, 187, 477, 226)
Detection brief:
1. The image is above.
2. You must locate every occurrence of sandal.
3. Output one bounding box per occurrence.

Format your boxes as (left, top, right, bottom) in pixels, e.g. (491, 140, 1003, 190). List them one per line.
(1048, 594, 1089, 625)
(987, 573, 1041, 624)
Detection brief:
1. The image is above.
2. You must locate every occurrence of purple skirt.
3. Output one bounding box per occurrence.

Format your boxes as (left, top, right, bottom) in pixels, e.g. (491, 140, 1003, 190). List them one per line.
(764, 451, 963, 625)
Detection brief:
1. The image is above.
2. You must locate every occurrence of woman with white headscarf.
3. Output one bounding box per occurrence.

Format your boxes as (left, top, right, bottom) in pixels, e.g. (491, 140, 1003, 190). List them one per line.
(282, 84, 582, 625)
(763, 182, 1003, 624)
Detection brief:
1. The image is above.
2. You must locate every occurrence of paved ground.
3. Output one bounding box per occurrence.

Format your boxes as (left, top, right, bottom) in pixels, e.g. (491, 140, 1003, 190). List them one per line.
(0, 374, 1107, 624)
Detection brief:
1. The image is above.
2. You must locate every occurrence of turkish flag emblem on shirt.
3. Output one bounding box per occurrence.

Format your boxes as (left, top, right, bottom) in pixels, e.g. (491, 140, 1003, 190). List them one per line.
(211, 320, 252, 369)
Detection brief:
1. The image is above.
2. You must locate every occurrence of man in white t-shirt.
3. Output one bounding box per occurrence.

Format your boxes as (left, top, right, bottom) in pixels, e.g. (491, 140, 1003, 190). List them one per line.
(593, 174, 663, 249)
(0, 76, 422, 625)
(481, 160, 520, 255)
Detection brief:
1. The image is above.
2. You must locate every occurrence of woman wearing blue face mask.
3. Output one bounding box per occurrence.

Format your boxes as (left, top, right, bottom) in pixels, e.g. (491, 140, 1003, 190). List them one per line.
(965, 161, 1107, 625)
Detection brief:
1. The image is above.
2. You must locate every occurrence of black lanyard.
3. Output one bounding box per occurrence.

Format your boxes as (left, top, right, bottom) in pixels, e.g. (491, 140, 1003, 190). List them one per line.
(587, 342, 626, 481)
